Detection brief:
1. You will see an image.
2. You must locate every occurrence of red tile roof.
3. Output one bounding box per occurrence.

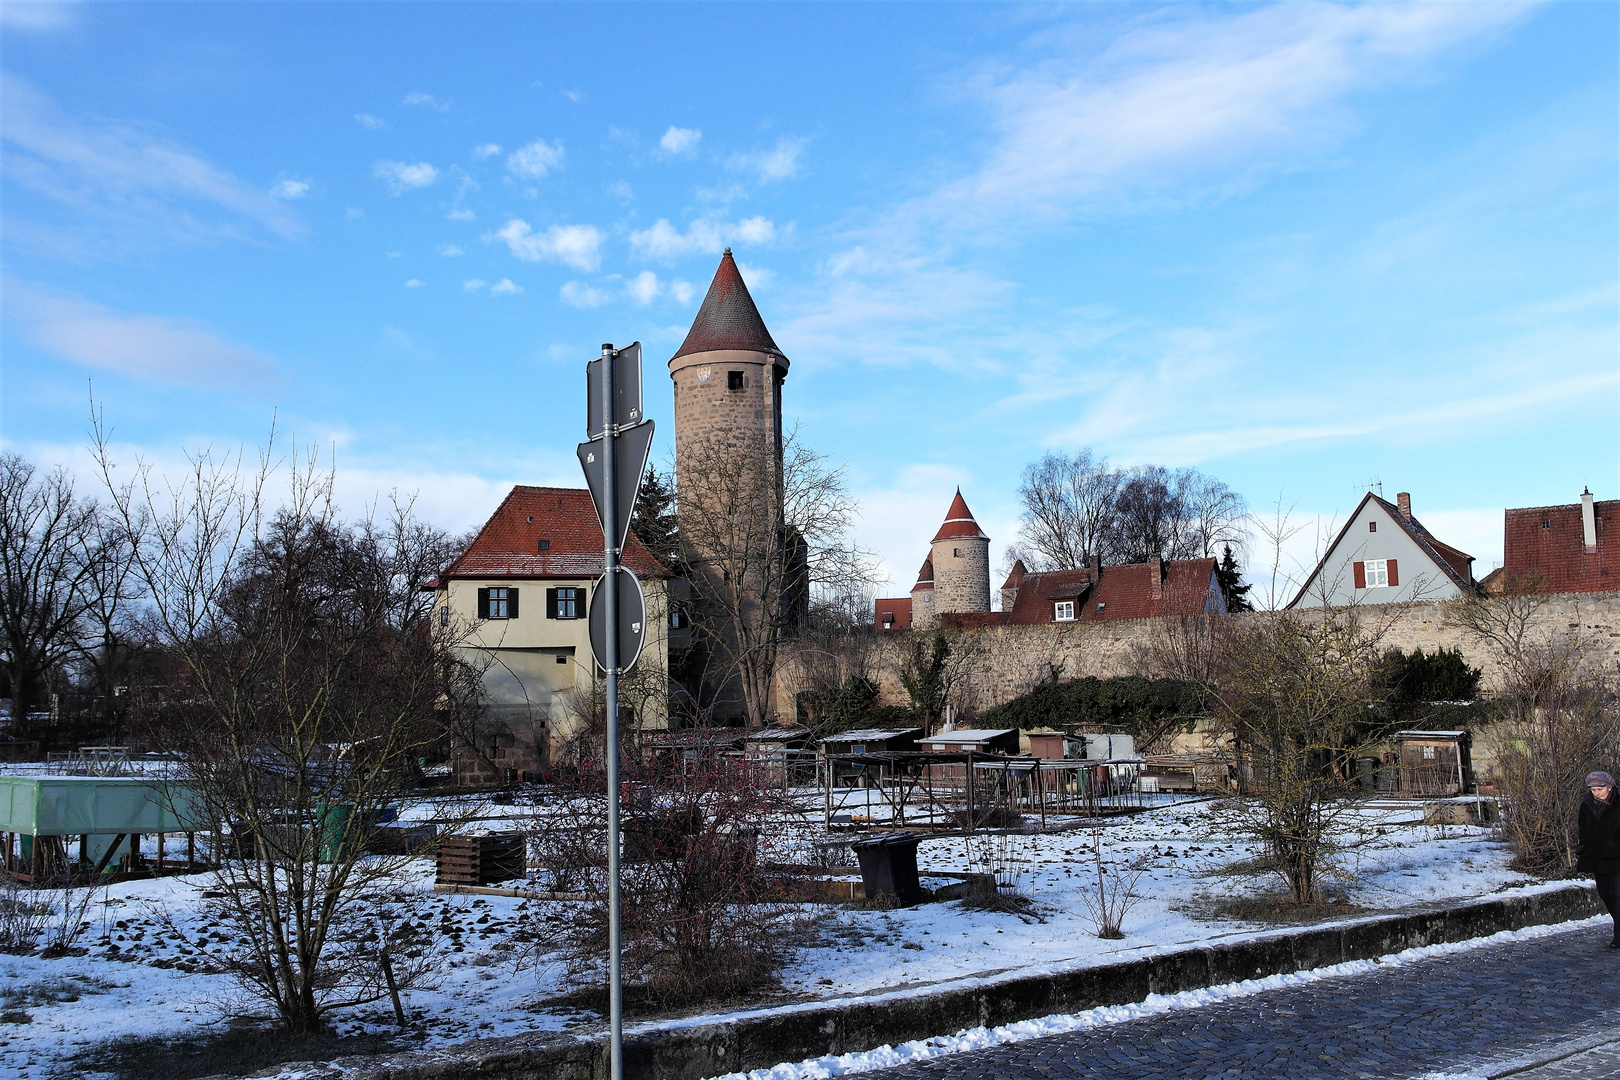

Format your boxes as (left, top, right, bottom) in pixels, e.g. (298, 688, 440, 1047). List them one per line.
(913, 555, 935, 590)
(938, 558, 1222, 627)
(438, 486, 671, 582)
(874, 597, 913, 630)
(1503, 496, 1619, 594)
(671, 249, 785, 363)
(931, 489, 989, 542)
(1001, 559, 1027, 590)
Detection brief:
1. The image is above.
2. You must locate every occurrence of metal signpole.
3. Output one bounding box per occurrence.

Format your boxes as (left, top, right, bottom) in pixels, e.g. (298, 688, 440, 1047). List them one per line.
(598, 342, 624, 1080)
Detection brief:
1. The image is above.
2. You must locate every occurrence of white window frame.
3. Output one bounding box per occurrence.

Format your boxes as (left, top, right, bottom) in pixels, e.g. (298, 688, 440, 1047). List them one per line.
(1364, 559, 1389, 588)
(1054, 600, 1076, 622)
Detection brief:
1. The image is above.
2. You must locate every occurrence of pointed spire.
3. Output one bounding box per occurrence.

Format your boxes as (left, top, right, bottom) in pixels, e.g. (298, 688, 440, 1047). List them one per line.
(913, 555, 935, 589)
(672, 248, 784, 361)
(932, 487, 989, 542)
(1001, 559, 1027, 590)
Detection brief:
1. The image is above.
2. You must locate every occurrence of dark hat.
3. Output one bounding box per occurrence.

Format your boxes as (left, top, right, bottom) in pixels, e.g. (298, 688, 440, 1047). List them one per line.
(1586, 771, 1615, 788)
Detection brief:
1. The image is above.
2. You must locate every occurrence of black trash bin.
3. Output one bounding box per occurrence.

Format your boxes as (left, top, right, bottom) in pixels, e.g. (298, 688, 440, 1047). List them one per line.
(851, 832, 923, 906)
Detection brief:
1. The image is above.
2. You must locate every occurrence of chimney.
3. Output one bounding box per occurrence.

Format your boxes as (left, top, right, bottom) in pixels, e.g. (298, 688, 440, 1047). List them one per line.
(1582, 487, 1598, 554)
(1396, 492, 1412, 521)
(1149, 555, 1164, 600)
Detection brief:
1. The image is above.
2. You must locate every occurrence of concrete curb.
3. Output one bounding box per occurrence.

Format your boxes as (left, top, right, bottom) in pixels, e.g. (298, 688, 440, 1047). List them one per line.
(233, 883, 1604, 1080)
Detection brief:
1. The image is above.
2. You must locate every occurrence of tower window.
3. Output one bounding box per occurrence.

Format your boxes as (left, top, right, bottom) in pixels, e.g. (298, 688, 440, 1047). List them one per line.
(727, 370, 744, 392)
(538, 538, 550, 551)
(953, 547, 962, 557)
(1368, 521, 1376, 533)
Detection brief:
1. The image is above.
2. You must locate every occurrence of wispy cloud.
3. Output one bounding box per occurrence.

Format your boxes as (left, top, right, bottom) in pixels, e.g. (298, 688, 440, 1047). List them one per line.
(506, 139, 564, 180)
(560, 281, 609, 307)
(404, 279, 423, 288)
(629, 216, 776, 262)
(372, 160, 438, 193)
(2, 1, 79, 31)
(1, 75, 305, 252)
(490, 278, 522, 296)
(272, 179, 309, 200)
(4, 280, 275, 389)
(439, 244, 463, 257)
(626, 271, 660, 305)
(446, 208, 475, 222)
(402, 92, 449, 112)
(463, 279, 487, 291)
(472, 143, 501, 159)
(728, 137, 806, 183)
(354, 113, 391, 131)
(494, 219, 603, 271)
(659, 126, 702, 157)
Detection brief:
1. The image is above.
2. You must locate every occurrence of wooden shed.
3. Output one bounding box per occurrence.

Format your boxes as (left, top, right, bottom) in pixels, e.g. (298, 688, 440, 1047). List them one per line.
(1390, 730, 1474, 797)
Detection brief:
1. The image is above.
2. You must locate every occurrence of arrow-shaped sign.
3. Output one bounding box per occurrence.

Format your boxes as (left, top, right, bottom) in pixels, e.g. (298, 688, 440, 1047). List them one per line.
(578, 419, 655, 554)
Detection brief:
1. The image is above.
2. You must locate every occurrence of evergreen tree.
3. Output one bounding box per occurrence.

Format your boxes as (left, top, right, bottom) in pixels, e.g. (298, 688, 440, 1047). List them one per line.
(630, 464, 682, 571)
(1217, 544, 1253, 612)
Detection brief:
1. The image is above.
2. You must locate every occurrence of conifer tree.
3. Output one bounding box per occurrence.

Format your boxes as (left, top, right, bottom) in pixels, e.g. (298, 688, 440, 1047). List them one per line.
(630, 464, 682, 571)
(1217, 544, 1253, 612)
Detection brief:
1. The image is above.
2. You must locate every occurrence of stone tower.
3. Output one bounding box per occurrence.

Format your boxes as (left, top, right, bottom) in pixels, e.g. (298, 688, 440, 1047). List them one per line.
(668, 248, 788, 501)
(909, 555, 937, 631)
(929, 489, 991, 617)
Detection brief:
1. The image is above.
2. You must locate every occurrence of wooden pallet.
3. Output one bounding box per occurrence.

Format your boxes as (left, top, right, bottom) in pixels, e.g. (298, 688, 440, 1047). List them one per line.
(434, 833, 525, 886)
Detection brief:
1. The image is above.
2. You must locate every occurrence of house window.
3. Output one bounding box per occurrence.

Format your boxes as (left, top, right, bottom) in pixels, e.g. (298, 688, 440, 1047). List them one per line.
(1422, 744, 1436, 760)
(547, 587, 583, 619)
(727, 370, 744, 392)
(477, 587, 517, 620)
(670, 606, 687, 629)
(1368, 521, 1377, 533)
(538, 538, 551, 551)
(1542, 520, 1552, 529)
(1054, 600, 1076, 622)
(1364, 560, 1389, 588)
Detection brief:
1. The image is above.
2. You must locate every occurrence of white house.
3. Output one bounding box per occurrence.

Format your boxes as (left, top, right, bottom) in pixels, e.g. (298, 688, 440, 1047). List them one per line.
(1287, 491, 1478, 608)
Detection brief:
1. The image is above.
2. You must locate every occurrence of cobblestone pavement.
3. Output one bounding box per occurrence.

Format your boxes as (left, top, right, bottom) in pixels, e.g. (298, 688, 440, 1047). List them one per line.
(864, 924, 1620, 1080)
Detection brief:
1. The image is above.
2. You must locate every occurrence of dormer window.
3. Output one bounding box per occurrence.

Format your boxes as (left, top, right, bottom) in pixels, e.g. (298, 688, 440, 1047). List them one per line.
(1096, 602, 1106, 612)
(538, 538, 551, 551)
(1054, 600, 1076, 622)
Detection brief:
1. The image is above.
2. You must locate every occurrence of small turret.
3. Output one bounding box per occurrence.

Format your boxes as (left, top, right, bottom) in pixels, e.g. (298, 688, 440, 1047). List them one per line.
(929, 489, 991, 617)
(910, 555, 937, 631)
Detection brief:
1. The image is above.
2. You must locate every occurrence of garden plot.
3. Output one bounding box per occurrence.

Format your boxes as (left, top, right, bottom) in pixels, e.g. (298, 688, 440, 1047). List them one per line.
(0, 795, 1541, 1080)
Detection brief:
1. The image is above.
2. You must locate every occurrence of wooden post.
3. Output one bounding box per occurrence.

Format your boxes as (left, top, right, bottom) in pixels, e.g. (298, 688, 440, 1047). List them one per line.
(91, 835, 126, 876)
(128, 833, 139, 870)
(157, 833, 165, 870)
(187, 832, 196, 871)
(80, 834, 89, 870)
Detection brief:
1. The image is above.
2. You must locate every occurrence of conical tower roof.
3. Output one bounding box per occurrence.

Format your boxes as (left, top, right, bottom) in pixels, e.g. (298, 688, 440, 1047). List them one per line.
(672, 248, 784, 362)
(932, 488, 989, 542)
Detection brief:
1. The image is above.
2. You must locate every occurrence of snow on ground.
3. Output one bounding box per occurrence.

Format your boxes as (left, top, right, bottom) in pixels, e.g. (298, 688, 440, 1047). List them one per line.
(0, 788, 1544, 1079)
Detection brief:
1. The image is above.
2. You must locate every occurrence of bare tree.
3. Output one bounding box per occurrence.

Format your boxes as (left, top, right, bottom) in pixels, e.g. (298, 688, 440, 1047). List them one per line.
(676, 425, 872, 727)
(1013, 450, 1120, 571)
(1447, 591, 1620, 873)
(95, 427, 482, 1034)
(0, 453, 111, 743)
(1205, 605, 1393, 903)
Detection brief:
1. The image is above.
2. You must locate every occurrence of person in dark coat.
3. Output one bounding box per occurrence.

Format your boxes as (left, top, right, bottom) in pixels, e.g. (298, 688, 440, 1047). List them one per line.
(1576, 769, 1620, 948)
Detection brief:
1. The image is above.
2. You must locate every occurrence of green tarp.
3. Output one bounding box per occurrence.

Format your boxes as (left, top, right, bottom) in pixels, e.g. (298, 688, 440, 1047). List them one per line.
(0, 776, 204, 836)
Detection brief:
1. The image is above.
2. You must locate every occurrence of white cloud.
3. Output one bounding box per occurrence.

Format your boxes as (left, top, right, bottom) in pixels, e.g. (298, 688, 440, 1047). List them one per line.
(562, 90, 583, 103)
(506, 139, 565, 180)
(670, 279, 695, 305)
(628, 216, 777, 261)
(272, 179, 309, 200)
(346, 207, 364, 219)
(402, 92, 449, 112)
(463, 279, 486, 291)
(735, 262, 774, 291)
(490, 278, 523, 296)
(472, 143, 501, 159)
(494, 219, 603, 271)
(439, 244, 463, 257)
(372, 160, 438, 193)
(626, 271, 660, 305)
(1, 1, 80, 31)
(729, 137, 806, 183)
(3, 280, 275, 389)
(560, 281, 609, 307)
(0, 75, 305, 250)
(606, 180, 634, 201)
(659, 126, 702, 156)
(405, 279, 423, 288)
(354, 113, 391, 131)
(921, 2, 1530, 230)
(446, 208, 476, 222)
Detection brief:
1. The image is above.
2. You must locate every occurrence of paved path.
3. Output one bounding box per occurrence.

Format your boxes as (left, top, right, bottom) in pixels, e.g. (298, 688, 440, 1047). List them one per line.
(863, 922, 1620, 1080)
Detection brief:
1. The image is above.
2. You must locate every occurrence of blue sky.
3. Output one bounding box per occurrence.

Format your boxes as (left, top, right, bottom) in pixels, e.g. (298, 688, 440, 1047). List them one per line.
(2, 1, 1615, 600)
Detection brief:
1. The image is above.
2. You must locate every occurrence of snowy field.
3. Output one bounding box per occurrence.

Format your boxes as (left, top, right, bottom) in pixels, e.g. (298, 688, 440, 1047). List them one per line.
(0, 790, 1546, 1079)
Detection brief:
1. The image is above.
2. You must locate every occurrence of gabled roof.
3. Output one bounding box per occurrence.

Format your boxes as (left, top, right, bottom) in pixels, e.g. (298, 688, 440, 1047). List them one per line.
(671, 248, 785, 362)
(941, 557, 1221, 627)
(912, 555, 935, 591)
(1286, 492, 1475, 608)
(873, 597, 913, 629)
(438, 486, 671, 582)
(932, 488, 989, 542)
(1001, 559, 1027, 590)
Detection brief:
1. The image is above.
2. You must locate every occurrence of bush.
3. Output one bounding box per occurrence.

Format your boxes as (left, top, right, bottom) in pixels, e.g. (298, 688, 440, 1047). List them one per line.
(980, 675, 1206, 748)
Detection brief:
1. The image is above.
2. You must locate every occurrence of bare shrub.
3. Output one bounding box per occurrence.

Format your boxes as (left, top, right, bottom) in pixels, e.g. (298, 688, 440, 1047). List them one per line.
(532, 756, 802, 1008)
(1449, 592, 1620, 874)
(1076, 826, 1149, 939)
(0, 878, 53, 954)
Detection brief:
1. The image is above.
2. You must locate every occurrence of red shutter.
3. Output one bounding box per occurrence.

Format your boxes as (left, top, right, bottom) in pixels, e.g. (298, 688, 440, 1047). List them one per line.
(1386, 560, 1398, 587)
(1352, 562, 1366, 589)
